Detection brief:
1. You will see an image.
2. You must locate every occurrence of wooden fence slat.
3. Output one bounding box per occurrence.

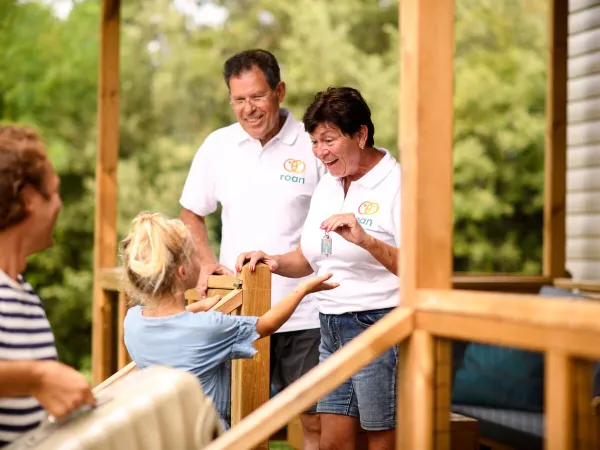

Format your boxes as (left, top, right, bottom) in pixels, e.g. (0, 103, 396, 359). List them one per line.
(230, 264, 271, 450)
(546, 351, 574, 450)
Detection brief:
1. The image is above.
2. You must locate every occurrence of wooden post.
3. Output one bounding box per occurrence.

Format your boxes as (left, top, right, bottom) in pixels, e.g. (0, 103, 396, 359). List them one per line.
(231, 263, 271, 449)
(545, 351, 574, 450)
(398, 0, 455, 448)
(117, 292, 131, 369)
(92, 0, 120, 386)
(543, 0, 568, 279)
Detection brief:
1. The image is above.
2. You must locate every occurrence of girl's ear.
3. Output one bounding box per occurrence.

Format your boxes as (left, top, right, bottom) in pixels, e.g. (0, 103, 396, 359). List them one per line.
(177, 265, 186, 279)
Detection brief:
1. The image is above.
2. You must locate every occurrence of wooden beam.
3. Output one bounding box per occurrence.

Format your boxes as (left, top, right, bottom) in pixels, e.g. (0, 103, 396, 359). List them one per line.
(230, 263, 271, 450)
(453, 275, 551, 294)
(92, 0, 121, 386)
(399, 0, 455, 448)
(543, 0, 568, 278)
(545, 351, 574, 450)
(203, 308, 414, 450)
(417, 289, 600, 334)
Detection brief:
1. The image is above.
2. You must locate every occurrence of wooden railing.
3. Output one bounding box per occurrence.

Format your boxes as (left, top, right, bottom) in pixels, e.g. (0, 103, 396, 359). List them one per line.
(201, 289, 600, 450)
(94, 263, 272, 449)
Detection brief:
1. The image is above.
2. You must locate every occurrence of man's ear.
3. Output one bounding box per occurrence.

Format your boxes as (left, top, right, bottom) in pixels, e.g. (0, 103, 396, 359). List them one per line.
(277, 81, 286, 104)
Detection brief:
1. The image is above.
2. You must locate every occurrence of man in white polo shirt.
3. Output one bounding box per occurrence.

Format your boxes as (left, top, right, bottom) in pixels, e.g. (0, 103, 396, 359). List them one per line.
(179, 49, 325, 447)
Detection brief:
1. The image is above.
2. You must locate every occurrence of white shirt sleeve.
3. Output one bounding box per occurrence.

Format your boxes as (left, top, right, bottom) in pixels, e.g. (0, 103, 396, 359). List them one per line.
(391, 186, 401, 248)
(179, 137, 218, 217)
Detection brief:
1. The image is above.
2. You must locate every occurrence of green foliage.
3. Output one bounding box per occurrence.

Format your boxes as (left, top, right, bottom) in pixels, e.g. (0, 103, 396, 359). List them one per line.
(1, 0, 547, 372)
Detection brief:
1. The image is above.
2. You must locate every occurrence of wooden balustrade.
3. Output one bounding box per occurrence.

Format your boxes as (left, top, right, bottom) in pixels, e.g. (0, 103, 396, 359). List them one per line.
(202, 290, 600, 450)
(94, 263, 271, 448)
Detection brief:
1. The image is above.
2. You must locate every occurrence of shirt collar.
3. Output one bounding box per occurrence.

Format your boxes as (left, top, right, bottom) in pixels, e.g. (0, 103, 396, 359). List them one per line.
(234, 108, 300, 146)
(337, 148, 398, 189)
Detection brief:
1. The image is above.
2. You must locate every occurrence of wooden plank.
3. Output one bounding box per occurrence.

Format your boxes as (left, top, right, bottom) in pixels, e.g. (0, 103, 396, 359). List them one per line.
(554, 278, 600, 292)
(569, 28, 600, 57)
(569, 51, 600, 78)
(452, 275, 551, 293)
(565, 261, 600, 280)
(568, 97, 600, 124)
(450, 413, 479, 450)
(417, 289, 600, 334)
(567, 145, 600, 169)
(416, 311, 600, 361)
(569, 4, 600, 35)
(92, 0, 121, 386)
(203, 308, 414, 450)
(230, 263, 271, 450)
(545, 351, 574, 450)
(544, 0, 568, 280)
(567, 167, 600, 191)
(567, 212, 600, 238)
(566, 236, 600, 259)
(211, 289, 243, 314)
(399, 0, 454, 447)
(116, 291, 130, 369)
(573, 360, 598, 450)
(435, 339, 451, 450)
(568, 75, 600, 101)
(566, 192, 600, 214)
(570, 0, 600, 13)
(568, 121, 600, 147)
(99, 267, 236, 293)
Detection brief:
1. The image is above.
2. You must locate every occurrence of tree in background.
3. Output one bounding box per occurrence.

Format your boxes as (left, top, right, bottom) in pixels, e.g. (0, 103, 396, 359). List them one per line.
(0, 0, 547, 373)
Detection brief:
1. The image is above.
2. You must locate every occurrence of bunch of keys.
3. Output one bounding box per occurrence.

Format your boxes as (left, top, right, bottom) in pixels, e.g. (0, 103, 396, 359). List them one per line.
(321, 231, 332, 257)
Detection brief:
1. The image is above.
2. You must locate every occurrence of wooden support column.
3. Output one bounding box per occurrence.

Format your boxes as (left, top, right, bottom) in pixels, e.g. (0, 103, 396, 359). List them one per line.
(398, 0, 455, 449)
(546, 351, 574, 450)
(543, 0, 568, 279)
(231, 263, 271, 450)
(92, 0, 120, 386)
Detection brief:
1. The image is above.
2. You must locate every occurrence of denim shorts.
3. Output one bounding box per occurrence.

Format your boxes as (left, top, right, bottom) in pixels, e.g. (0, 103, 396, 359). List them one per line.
(316, 308, 398, 430)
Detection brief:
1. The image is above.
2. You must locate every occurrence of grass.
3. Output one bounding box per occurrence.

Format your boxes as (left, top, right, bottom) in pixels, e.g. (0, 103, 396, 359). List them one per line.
(269, 441, 294, 450)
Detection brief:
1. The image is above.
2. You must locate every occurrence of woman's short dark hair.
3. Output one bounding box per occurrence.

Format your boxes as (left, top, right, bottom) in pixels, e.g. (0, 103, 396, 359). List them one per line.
(303, 87, 375, 147)
(223, 49, 281, 90)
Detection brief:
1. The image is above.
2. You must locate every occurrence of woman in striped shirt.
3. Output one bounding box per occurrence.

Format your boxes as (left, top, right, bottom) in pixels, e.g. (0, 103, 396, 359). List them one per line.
(0, 125, 94, 447)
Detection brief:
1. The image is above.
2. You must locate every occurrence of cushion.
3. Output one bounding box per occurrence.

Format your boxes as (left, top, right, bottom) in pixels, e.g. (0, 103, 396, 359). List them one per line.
(452, 285, 590, 412)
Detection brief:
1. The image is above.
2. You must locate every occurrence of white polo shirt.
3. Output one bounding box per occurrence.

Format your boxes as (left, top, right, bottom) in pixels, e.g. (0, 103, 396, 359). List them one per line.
(300, 149, 401, 315)
(180, 109, 326, 332)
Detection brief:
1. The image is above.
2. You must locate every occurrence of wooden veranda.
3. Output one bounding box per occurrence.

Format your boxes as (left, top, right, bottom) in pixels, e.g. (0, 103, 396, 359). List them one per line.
(92, 0, 600, 448)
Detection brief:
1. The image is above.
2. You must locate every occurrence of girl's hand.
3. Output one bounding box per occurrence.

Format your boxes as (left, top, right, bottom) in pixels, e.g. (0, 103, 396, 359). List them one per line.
(297, 273, 339, 295)
(320, 213, 368, 247)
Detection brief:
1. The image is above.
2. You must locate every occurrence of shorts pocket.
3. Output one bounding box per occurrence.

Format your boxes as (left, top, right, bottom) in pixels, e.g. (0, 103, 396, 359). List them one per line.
(352, 310, 388, 329)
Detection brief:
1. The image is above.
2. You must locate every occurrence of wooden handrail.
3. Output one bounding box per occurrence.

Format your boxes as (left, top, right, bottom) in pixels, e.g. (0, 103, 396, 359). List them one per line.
(453, 275, 552, 293)
(554, 278, 600, 293)
(98, 267, 238, 301)
(203, 308, 414, 450)
(416, 289, 600, 359)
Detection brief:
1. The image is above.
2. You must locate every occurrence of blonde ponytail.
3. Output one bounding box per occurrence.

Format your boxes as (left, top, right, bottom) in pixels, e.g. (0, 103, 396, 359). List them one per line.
(119, 212, 196, 305)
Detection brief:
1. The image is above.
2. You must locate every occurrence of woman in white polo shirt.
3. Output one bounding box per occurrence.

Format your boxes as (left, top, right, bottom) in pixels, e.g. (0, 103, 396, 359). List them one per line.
(236, 86, 400, 448)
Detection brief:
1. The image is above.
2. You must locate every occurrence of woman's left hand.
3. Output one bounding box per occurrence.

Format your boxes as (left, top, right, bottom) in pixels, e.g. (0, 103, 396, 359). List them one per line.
(321, 213, 369, 247)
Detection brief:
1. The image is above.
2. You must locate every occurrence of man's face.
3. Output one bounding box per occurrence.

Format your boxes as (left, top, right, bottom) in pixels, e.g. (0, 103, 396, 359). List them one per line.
(22, 162, 62, 253)
(228, 65, 285, 145)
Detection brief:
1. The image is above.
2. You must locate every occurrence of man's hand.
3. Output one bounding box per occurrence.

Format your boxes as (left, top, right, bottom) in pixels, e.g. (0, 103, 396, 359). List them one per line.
(31, 361, 95, 420)
(197, 263, 234, 299)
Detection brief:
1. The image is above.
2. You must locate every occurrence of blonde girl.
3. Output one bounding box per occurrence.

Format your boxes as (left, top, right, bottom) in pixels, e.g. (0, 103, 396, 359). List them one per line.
(120, 212, 338, 428)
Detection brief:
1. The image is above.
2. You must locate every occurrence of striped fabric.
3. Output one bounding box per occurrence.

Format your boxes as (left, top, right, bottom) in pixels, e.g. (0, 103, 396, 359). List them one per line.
(0, 270, 57, 447)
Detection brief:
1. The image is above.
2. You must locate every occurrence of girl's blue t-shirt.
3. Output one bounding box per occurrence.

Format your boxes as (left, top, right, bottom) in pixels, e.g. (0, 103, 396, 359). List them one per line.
(124, 306, 260, 427)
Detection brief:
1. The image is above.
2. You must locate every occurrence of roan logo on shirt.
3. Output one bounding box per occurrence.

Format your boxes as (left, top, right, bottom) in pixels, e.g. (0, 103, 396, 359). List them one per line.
(357, 201, 379, 226)
(280, 158, 306, 184)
